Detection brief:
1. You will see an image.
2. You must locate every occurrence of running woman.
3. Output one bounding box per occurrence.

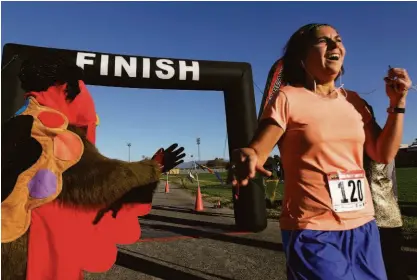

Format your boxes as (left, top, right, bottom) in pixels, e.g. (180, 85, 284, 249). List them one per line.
(231, 23, 412, 280)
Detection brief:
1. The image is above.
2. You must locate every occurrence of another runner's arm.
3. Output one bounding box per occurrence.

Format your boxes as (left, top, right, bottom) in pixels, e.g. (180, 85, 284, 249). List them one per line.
(250, 91, 288, 164)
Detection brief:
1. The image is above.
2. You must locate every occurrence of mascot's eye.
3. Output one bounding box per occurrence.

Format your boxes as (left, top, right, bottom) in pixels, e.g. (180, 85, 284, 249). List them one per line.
(1, 115, 42, 202)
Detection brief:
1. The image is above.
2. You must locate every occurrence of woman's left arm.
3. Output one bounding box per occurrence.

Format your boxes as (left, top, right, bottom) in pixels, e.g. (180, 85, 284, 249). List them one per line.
(364, 67, 412, 164)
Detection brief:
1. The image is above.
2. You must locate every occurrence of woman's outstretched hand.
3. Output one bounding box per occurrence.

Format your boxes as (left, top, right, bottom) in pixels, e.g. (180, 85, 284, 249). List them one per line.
(230, 148, 272, 187)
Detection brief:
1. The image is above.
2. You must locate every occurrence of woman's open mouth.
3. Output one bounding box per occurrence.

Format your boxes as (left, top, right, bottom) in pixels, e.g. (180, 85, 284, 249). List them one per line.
(326, 53, 340, 61)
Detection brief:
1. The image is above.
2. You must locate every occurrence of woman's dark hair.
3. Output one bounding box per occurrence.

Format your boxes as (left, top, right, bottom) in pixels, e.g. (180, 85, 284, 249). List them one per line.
(281, 23, 345, 85)
(18, 51, 84, 101)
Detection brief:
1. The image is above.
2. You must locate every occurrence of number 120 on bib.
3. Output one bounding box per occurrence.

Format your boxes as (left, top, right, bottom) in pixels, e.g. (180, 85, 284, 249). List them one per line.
(327, 170, 366, 213)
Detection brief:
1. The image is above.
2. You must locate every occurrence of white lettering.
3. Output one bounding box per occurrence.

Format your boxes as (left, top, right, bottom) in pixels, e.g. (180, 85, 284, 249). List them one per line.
(76, 52, 95, 69)
(76, 53, 200, 81)
(142, 58, 151, 79)
(155, 59, 175, 79)
(179, 61, 199, 81)
(100, 54, 109, 76)
(115, 56, 137, 78)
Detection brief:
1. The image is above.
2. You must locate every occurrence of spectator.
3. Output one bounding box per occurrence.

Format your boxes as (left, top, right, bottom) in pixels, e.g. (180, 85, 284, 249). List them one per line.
(364, 102, 409, 280)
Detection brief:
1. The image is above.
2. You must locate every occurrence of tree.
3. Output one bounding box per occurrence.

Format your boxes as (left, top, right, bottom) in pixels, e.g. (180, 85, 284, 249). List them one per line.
(263, 155, 284, 207)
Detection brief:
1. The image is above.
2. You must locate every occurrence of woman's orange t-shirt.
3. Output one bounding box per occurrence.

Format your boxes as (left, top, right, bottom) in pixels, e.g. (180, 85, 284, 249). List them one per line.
(261, 85, 375, 231)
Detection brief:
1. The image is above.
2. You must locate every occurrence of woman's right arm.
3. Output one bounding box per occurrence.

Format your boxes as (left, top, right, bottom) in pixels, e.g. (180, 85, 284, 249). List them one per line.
(231, 121, 285, 187)
(253, 90, 289, 161)
(249, 120, 285, 165)
(232, 91, 289, 186)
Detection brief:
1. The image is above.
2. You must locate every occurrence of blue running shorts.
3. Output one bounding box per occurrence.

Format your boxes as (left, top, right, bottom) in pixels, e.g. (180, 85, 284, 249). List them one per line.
(281, 220, 387, 280)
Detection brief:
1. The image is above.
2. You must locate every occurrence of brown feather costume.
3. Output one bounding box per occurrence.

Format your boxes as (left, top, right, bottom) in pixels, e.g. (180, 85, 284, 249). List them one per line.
(1, 55, 184, 279)
(2, 123, 162, 279)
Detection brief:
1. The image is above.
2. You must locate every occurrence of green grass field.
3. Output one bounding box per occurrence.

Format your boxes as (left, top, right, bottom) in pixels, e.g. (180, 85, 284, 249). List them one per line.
(168, 172, 234, 206)
(166, 168, 417, 240)
(397, 168, 417, 202)
(396, 168, 417, 240)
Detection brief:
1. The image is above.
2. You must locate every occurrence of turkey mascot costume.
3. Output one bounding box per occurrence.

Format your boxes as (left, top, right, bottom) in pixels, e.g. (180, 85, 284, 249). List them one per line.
(1, 54, 185, 280)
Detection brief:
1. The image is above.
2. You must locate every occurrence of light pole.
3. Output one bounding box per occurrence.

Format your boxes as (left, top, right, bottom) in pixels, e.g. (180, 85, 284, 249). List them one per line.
(127, 143, 131, 162)
(196, 138, 201, 162)
(190, 154, 200, 185)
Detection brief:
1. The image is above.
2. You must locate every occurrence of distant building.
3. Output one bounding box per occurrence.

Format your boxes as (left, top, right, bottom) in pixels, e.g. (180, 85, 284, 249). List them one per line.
(408, 141, 417, 152)
(396, 140, 417, 167)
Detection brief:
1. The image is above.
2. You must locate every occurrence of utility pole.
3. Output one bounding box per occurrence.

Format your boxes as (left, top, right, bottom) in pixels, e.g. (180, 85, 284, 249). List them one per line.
(127, 143, 131, 162)
(196, 137, 201, 162)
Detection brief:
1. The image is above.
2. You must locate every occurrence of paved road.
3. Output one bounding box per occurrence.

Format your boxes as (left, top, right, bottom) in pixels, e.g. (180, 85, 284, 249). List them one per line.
(84, 183, 417, 280)
(85, 183, 287, 280)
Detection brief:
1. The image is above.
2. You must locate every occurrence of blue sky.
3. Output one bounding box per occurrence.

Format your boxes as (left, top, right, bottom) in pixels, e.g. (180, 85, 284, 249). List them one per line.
(2, 1, 416, 162)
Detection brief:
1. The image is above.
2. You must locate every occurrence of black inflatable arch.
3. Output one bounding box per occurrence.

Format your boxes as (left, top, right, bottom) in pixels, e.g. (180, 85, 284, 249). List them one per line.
(1, 43, 267, 232)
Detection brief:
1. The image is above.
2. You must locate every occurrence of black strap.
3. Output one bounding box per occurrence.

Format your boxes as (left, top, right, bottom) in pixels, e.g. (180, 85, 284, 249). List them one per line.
(387, 107, 405, 114)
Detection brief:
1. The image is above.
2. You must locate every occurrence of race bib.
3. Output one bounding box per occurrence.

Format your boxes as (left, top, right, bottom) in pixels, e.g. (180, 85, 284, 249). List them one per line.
(327, 170, 366, 213)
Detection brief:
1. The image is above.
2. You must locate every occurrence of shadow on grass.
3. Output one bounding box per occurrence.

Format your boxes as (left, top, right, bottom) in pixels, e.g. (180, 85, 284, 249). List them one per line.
(401, 206, 417, 217)
(399, 201, 417, 207)
(398, 201, 417, 217)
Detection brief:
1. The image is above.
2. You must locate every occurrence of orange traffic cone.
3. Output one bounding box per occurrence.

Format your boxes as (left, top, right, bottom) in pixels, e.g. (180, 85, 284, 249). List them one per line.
(194, 185, 204, 212)
(165, 181, 170, 193)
